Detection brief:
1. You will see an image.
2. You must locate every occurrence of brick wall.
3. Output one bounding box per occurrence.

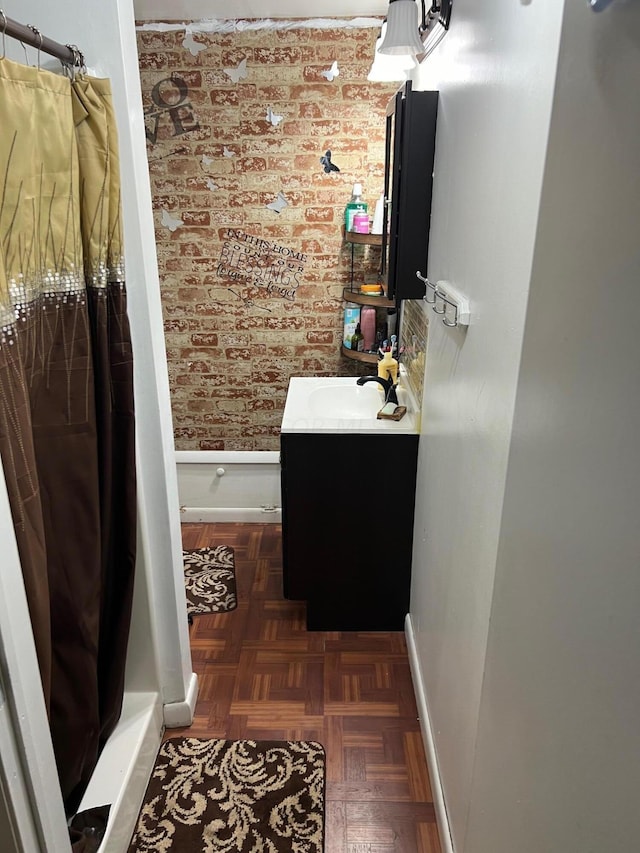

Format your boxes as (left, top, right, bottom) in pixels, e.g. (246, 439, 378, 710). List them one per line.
(136, 21, 396, 450)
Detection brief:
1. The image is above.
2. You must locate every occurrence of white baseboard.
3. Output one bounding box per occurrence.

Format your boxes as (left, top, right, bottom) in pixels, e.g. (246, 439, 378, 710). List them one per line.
(180, 507, 282, 523)
(164, 672, 199, 728)
(405, 613, 455, 853)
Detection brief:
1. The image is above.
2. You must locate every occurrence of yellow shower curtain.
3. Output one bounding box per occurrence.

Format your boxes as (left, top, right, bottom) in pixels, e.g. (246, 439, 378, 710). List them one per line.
(0, 57, 136, 818)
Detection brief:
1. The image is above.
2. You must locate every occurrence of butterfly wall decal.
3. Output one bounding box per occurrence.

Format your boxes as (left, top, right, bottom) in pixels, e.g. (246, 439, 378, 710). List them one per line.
(182, 29, 206, 57)
(224, 58, 247, 84)
(223, 146, 236, 158)
(161, 209, 183, 232)
(265, 106, 284, 127)
(266, 192, 289, 214)
(201, 154, 214, 167)
(321, 60, 340, 82)
(205, 178, 218, 191)
(320, 150, 340, 174)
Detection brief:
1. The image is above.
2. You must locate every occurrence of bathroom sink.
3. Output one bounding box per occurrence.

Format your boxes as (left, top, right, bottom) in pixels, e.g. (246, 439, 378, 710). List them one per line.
(307, 384, 381, 420)
(281, 376, 418, 435)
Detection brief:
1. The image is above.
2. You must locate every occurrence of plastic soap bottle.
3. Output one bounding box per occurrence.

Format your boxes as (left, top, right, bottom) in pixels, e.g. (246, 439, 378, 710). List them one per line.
(345, 183, 367, 232)
(378, 349, 398, 385)
(360, 306, 376, 352)
(350, 323, 364, 352)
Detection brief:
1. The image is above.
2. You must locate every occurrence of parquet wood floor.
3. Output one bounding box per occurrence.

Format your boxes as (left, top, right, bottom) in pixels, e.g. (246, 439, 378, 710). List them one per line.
(171, 522, 441, 853)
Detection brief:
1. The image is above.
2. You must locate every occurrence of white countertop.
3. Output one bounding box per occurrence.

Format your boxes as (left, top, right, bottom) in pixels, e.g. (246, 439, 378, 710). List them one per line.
(281, 376, 419, 435)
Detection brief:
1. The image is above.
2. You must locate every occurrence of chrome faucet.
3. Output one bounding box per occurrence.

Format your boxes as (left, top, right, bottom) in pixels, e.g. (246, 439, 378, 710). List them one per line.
(356, 375, 399, 406)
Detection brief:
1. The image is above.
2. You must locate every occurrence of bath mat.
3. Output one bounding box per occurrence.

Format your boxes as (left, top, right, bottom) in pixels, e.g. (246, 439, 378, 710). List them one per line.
(183, 545, 237, 616)
(127, 737, 326, 853)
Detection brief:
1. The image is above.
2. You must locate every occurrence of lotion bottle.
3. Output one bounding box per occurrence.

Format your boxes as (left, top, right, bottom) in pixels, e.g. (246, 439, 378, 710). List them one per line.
(360, 306, 376, 352)
(378, 349, 398, 385)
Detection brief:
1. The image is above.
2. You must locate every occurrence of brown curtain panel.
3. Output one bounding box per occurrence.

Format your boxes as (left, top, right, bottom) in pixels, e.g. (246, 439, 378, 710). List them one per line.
(0, 58, 136, 816)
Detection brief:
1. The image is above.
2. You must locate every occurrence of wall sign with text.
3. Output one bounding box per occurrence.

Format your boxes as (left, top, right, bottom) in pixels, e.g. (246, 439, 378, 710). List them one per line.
(218, 229, 308, 303)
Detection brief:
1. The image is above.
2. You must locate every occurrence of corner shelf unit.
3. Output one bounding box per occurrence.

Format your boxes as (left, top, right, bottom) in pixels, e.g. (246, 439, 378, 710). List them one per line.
(343, 228, 384, 247)
(342, 229, 394, 364)
(342, 286, 394, 308)
(339, 344, 379, 365)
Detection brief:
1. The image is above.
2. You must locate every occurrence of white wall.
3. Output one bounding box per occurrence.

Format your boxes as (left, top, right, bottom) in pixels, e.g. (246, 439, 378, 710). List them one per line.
(464, 3, 640, 851)
(408, 2, 564, 849)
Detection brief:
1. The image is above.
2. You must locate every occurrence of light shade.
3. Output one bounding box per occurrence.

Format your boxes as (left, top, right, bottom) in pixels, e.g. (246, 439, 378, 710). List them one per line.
(367, 22, 416, 82)
(378, 0, 425, 56)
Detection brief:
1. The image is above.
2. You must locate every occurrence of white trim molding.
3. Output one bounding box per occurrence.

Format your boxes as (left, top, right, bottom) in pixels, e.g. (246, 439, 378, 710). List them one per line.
(137, 17, 382, 33)
(163, 672, 199, 728)
(405, 613, 455, 853)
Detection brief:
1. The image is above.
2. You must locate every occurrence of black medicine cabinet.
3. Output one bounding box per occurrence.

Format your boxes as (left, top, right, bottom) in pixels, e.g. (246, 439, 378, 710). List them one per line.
(381, 82, 439, 301)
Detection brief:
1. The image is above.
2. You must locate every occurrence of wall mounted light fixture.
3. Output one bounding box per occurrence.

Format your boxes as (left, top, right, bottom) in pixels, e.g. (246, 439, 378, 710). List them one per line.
(378, 0, 452, 58)
(368, 21, 417, 82)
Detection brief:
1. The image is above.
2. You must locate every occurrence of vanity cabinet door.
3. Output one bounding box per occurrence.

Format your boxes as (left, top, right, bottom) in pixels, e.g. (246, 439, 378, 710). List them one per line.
(382, 83, 438, 302)
(280, 436, 310, 601)
(280, 432, 419, 631)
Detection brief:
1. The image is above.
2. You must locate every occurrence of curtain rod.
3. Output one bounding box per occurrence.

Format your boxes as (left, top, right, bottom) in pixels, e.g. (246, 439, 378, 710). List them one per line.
(1, 10, 82, 66)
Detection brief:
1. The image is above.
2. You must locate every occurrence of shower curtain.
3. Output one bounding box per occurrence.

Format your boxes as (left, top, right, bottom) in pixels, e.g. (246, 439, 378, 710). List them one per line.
(0, 57, 136, 818)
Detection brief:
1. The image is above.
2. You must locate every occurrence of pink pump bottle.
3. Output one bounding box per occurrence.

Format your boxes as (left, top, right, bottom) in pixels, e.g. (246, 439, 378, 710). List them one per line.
(360, 306, 376, 352)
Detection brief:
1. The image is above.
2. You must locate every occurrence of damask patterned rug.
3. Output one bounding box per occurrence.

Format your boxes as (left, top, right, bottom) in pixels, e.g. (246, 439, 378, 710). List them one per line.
(183, 545, 237, 617)
(128, 737, 325, 853)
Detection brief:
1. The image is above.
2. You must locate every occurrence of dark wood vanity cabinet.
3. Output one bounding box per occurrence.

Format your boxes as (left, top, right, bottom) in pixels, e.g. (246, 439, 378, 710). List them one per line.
(382, 83, 438, 301)
(281, 432, 419, 631)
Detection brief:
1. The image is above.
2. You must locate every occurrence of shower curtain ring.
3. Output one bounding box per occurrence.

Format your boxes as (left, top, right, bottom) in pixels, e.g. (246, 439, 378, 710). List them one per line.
(65, 44, 83, 80)
(28, 26, 43, 70)
(0, 10, 6, 60)
(76, 46, 86, 75)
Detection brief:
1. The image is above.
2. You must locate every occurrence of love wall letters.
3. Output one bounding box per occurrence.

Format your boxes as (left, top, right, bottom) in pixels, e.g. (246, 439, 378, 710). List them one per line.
(145, 76, 200, 145)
